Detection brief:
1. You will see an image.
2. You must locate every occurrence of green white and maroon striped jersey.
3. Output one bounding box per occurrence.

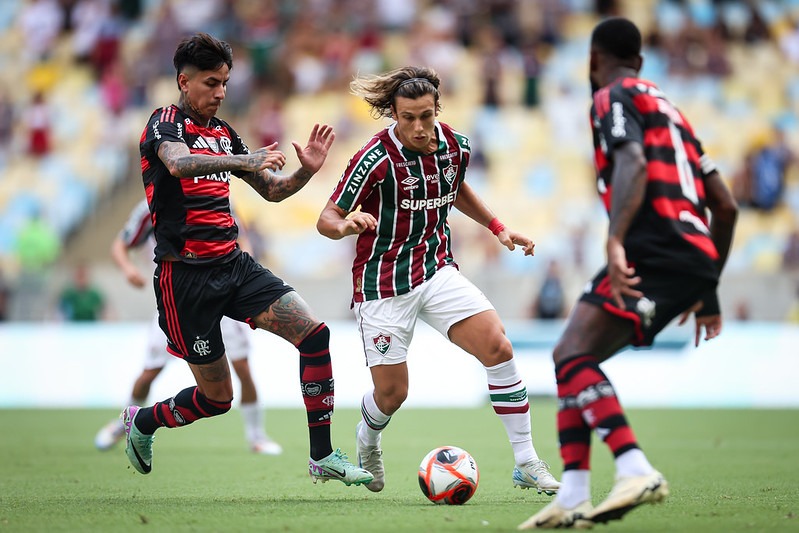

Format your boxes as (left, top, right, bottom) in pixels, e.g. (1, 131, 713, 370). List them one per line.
(331, 121, 471, 302)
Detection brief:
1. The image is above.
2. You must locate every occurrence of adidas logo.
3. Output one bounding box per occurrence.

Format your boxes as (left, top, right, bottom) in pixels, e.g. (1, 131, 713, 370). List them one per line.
(192, 137, 211, 150)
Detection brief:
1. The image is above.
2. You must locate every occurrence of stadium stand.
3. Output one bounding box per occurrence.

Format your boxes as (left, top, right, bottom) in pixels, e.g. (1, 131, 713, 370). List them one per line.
(0, 0, 797, 321)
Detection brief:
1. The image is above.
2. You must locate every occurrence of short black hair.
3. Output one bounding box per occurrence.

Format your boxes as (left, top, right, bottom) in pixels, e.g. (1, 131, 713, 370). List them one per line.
(591, 17, 641, 60)
(173, 32, 233, 85)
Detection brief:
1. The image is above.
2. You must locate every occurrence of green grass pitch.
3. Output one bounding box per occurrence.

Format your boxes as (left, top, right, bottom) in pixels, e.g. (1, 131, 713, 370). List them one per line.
(1, 403, 797, 532)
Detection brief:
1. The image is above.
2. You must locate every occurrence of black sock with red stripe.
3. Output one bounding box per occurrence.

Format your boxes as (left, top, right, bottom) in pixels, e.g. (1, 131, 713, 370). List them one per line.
(297, 323, 334, 461)
(555, 355, 639, 469)
(133, 386, 232, 434)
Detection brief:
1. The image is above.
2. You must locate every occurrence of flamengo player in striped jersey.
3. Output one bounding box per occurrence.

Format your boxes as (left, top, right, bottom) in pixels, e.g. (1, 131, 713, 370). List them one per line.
(122, 32, 372, 487)
(93, 199, 282, 456)
(519, 18, 737, 530)
(317, 66, 560, 495)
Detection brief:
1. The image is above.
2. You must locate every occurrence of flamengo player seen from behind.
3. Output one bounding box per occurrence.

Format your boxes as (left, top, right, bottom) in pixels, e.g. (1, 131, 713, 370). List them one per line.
(94, 199, 282, 456)
(122, 32, 372, 487)
(317, 66, 560, 495)
(518, 18, 737, 529)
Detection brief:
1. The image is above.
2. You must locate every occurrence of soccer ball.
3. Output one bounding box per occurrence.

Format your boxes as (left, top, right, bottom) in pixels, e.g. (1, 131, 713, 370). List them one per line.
(418, 446, 479, 505)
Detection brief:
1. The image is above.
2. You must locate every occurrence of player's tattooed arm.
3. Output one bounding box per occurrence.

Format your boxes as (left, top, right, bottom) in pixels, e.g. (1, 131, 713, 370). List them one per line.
(240, 167, 315, 202)
(157, 141, 286, 178)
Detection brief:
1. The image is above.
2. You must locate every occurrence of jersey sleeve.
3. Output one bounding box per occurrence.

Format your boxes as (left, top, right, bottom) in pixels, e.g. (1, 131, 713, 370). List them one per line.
(598, 85, 644, 153)
(330, 137, 389, 212)
(119, 199, 154, 248)
(142, 107, 185, 156)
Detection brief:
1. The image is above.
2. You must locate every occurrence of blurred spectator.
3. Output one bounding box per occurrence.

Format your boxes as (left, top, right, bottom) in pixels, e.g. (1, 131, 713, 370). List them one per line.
(779, 17, 799, 65)
(99, 58, 129, 116)
(478, 25, 504, 108)
(58, 262, 106, 321)
(17, 0, 63, 64)
(71, 0, 109, 65)
(24, 92, 52, 158)
(734, 300, 751, 321)
(251, 91, 285, 147)
(733, 127, 796, 211)
(11, 212, 60, 320)
(520, 37, 542, 108)
(743, 4, 771, 44)
(530, 260, 565, 320)
(0, 86, 13, 166)
(0, 266, 10, 321)
(783, 229, 799, 271)
(750, 127, 796, 211)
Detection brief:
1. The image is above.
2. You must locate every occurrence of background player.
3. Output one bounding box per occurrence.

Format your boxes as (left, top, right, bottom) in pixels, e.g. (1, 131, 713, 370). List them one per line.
(317, 66, 560, 495)
(518, 17, 738, 529)
(94, 199, 282, 455)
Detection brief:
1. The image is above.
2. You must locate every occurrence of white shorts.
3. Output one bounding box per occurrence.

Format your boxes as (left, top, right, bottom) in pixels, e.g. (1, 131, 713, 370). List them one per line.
(144, 315, 251, 370)
(353, 265, 493, 367)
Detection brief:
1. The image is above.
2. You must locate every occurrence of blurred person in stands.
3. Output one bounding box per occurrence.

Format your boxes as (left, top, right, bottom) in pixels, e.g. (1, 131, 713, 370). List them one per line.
(749, 127, 795, 212)
(122, 33, 371, 487)
(12, 210, 60, 321)
(0, 266, 10, 321)
(531, 260, 566, 320)
(519, 18, 737, 529)
(782, 228, 799, 271)
(316, 66, 560, 495)
(24, 92, 51, 158)
(17, 0, 63, 64)
(57, 262, 106, 321)
(0, 87, 13, 168)
(94, 199, 282, 455)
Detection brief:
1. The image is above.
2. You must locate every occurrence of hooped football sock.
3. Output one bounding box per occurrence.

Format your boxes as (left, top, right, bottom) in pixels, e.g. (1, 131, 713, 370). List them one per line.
(297, 323, 334, 460)
(360, 390, 390, 445)
(485, 359, 538, 465)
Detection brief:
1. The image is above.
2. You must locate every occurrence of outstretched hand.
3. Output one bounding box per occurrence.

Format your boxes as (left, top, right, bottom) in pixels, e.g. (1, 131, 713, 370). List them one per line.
(678, 301, 723, 347)
(293, 124, 336, 174)
(497, 229, 535, 256)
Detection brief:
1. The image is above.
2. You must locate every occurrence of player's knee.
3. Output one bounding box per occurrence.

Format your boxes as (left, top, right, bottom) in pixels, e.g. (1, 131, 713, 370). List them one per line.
(481, 335, 514, 367)
(377, 385, 407, 414)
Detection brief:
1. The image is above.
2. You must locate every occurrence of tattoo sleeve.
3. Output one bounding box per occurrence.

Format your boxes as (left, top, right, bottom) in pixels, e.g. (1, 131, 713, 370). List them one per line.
(241, 167, 315, 202)
(158, 141, 244, 177)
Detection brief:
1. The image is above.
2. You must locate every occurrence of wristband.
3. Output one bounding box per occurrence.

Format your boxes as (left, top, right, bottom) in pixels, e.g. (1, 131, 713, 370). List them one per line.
(488, 217, 505, 236)
(695, 289, 720, 317)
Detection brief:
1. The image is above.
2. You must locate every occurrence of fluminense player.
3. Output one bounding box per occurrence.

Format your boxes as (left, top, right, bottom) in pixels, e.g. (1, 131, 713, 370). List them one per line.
(317, 66, 560, 495)
(94, 198, 282, 456)
(122, 32, 372, 487)
(519, 17, 737, 529)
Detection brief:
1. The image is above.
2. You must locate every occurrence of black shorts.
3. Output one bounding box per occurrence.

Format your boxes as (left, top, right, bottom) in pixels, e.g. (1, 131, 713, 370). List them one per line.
(580, 265, 716, 347)
(154, 252, 294, 364)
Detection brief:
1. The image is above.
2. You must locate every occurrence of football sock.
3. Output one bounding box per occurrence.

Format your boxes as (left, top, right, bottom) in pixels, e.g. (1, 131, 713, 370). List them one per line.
(240, 402, 265, 442)
(360, 390, 390, 446)
(555, 356, 593, 471)
(556, 470, 591, 509)
(556, 355, 639, 466)
(615, 448, 654, 478)
(134, 386, 232, 434)
(484, 358, 539, 465)
(297, 323, 334, 460)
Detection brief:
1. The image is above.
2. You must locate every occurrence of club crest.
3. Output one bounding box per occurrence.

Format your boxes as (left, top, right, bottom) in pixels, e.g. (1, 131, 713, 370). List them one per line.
(443, 164, 458, 184)
(373, 333, 391, 355)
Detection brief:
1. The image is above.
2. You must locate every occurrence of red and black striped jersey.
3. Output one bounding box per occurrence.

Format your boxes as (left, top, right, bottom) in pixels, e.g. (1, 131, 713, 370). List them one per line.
(330, 122, 470, 302)
(140, 105, 248, 264)
(591, 77, 720, 279)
